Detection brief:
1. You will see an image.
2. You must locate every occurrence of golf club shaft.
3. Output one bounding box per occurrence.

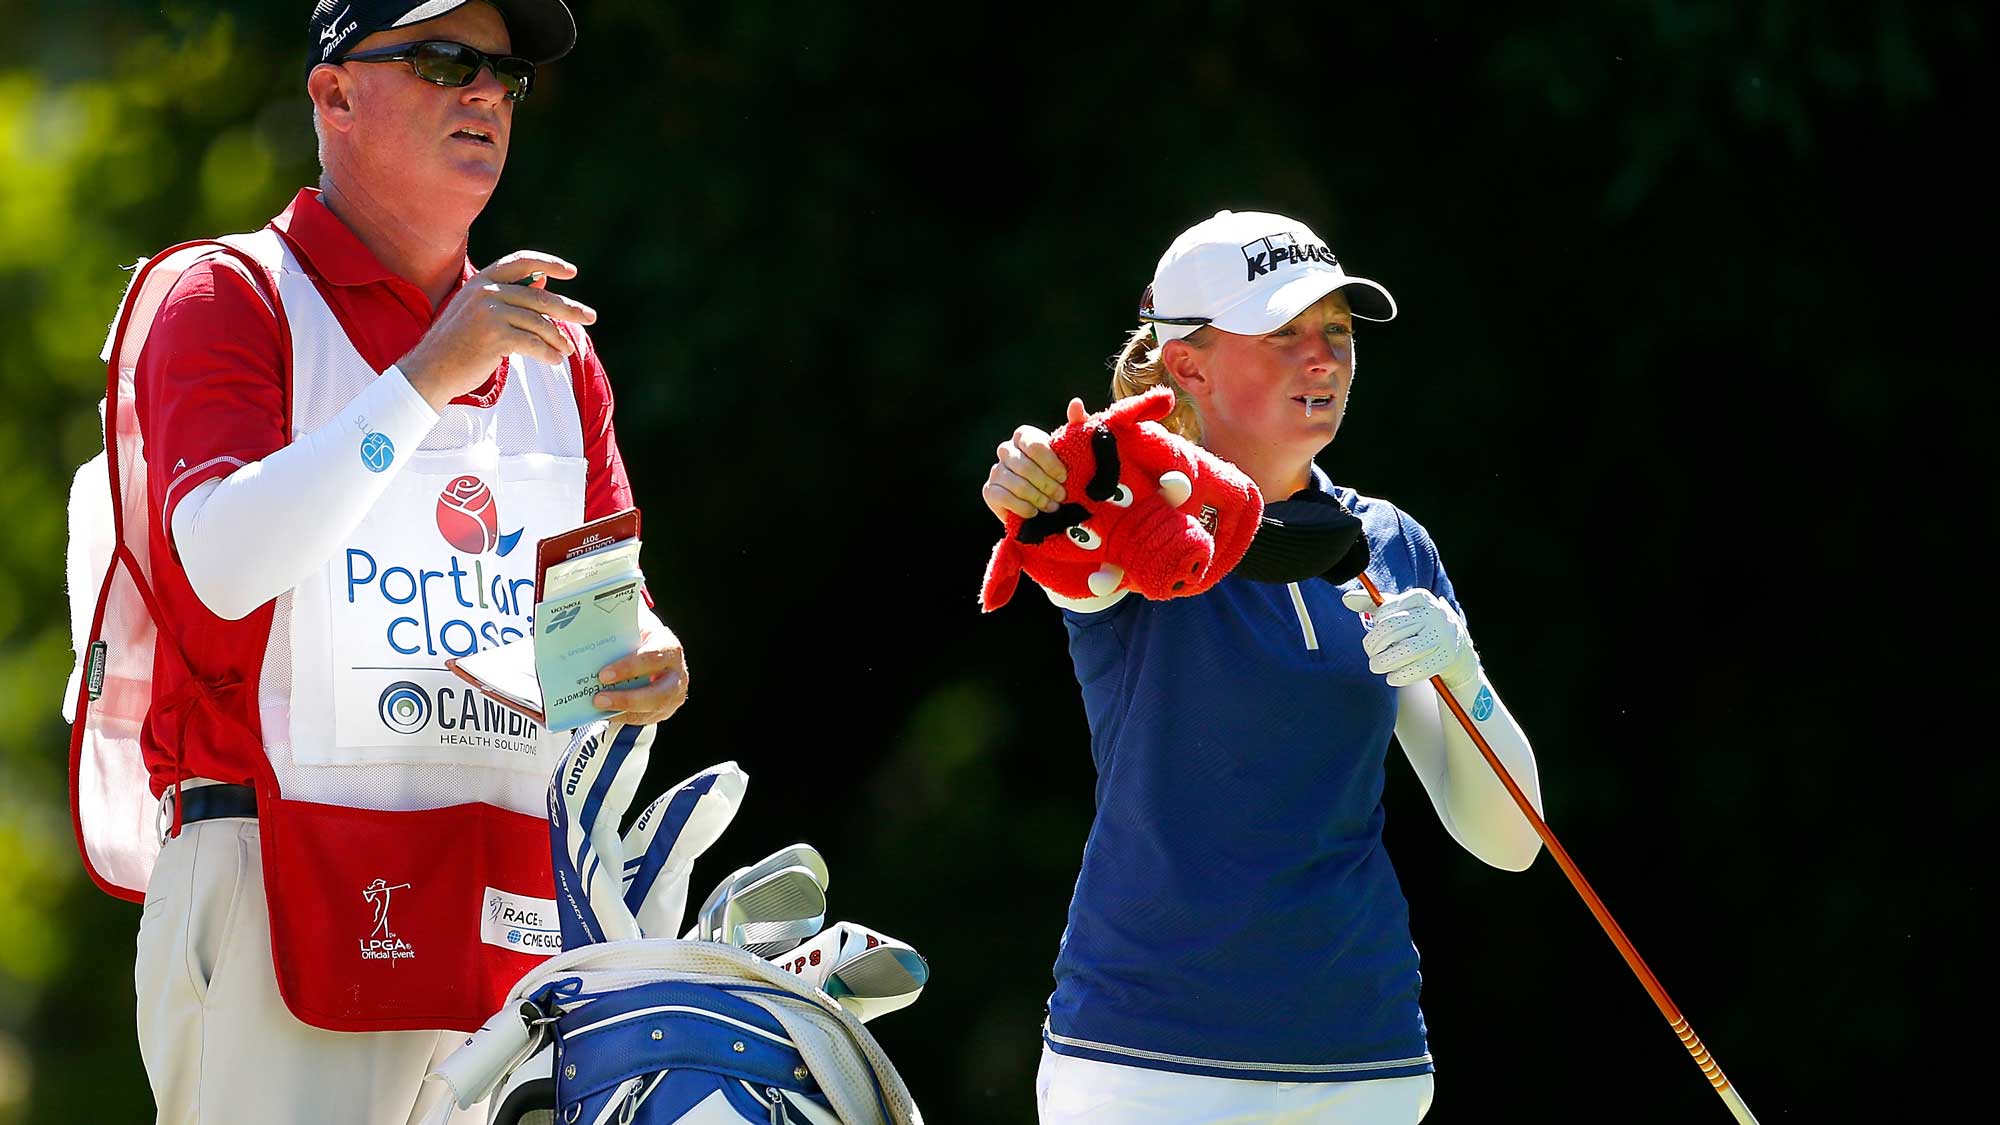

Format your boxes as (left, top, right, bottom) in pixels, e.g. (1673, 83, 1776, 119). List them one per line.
(1356, 574, 1756, 1124)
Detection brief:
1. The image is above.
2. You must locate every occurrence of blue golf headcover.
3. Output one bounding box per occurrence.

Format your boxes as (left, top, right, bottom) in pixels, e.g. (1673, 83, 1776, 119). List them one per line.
(548, 720, 654, 947)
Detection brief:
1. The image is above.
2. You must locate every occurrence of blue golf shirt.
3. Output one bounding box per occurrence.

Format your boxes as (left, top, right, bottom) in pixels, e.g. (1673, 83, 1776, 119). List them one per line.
(1043, 465, 1460, 1083)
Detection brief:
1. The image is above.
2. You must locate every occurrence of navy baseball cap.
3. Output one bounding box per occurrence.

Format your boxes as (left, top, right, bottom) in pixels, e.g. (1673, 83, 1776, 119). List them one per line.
(308, 1, 576, 75)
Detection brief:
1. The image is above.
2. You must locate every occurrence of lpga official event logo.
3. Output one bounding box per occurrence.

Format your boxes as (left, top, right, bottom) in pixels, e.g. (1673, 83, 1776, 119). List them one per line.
(360, 877, 416, 962)
(1241, 232, 1340, 280)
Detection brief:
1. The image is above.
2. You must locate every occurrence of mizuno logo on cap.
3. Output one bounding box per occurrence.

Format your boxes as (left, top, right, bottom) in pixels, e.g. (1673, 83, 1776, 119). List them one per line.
(1242, 233, 1340, 281)
(319, 6, 357, 56)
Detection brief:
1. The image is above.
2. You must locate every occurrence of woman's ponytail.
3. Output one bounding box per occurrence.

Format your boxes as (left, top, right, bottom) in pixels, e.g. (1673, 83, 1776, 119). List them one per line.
(1108, 325, 1205, 442)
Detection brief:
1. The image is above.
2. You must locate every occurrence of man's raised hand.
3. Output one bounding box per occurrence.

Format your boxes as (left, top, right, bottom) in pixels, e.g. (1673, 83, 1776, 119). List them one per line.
(399, 252, 597, 410)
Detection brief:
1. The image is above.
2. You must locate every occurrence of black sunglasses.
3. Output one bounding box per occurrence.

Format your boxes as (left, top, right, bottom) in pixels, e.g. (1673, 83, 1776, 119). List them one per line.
(339, 40, 536, 101)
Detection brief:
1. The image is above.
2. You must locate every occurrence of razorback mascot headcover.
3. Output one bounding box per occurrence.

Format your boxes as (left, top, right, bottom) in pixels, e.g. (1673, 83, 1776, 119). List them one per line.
(982, 387, 1263, 610)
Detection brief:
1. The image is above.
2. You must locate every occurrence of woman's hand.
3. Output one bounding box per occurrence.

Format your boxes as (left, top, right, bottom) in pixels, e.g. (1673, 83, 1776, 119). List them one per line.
(1340, 587, 1479, 693)
(981, 398, 1088, 521)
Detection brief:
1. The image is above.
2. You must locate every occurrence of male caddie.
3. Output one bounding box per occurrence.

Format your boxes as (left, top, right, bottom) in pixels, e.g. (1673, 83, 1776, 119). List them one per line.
(63, 3, 688, 1121)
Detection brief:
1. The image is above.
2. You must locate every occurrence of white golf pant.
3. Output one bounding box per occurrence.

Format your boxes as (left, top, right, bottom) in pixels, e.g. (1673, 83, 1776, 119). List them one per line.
(135, 817, 486, 1125)
(1037, 1045, 1434, 1124)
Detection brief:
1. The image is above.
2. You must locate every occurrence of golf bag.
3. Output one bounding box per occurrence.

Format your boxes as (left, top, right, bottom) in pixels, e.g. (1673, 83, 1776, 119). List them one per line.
(417, 721, 925, 1125)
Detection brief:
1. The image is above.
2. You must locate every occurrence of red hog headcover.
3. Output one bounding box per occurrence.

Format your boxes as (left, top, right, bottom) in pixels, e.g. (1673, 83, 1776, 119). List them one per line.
(981, 386, 1263, 611)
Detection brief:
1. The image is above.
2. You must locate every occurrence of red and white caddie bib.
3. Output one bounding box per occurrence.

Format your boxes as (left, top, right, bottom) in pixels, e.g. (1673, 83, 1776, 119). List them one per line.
(69, 229, 583, 1031)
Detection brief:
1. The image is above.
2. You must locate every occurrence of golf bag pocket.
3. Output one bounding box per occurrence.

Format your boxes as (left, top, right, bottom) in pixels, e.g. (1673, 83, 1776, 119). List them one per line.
(554, 979, 835, 1124)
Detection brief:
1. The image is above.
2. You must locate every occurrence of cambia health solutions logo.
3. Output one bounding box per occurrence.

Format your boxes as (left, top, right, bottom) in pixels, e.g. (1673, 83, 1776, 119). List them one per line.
(378, 681, 431, 735)
(436, 475, 524, 557)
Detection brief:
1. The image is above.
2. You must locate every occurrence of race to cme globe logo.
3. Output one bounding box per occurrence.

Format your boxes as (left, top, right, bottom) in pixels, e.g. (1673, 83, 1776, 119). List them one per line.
(344, 475, 534, 658)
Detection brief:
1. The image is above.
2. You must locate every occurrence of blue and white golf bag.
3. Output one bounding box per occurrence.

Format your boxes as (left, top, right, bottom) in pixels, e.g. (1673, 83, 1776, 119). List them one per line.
(417, 722, 926, 1125)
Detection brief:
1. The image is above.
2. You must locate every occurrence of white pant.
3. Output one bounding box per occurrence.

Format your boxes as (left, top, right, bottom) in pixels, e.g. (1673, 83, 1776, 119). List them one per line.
(1037, 1045, 1434, 1124)
(136, 818, 486, 1125)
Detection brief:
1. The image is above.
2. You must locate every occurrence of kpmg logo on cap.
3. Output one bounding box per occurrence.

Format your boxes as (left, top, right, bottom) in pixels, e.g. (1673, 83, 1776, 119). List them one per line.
(1242, 232, 1340, 281)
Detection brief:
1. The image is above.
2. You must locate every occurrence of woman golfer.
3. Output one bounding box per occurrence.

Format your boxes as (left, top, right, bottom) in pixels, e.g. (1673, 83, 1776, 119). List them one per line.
(982, 210, 1547, 1124)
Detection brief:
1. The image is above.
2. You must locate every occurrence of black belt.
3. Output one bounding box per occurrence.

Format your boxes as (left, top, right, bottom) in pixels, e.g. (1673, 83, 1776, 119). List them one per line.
(173, 783, 258, 824)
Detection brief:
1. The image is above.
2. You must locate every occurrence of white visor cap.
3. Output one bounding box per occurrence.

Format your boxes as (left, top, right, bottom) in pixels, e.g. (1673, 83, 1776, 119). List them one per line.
(1142, 210, 1397, 348)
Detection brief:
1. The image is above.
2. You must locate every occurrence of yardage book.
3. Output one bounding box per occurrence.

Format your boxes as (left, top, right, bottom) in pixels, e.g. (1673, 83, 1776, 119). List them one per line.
(446, 509, 649, 730)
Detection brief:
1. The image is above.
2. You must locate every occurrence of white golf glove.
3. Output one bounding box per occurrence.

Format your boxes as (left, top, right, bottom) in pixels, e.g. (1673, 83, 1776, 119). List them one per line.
(1340, 586, 1479, 693)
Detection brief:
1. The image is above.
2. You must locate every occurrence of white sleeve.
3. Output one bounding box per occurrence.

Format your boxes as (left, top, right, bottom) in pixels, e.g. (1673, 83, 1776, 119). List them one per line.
(171, 367, 439, 620)
(1394, 671, 1545, 871)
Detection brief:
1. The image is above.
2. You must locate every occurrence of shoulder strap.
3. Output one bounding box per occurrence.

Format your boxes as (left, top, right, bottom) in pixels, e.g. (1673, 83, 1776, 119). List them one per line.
(67, 232, 297, 899)
(101, 232, 288, 371)
(97, 233, 291, 677)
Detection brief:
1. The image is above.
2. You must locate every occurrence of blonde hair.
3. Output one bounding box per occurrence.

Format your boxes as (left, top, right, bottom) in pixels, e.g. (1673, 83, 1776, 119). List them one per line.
(1109, 324, 1210, 442)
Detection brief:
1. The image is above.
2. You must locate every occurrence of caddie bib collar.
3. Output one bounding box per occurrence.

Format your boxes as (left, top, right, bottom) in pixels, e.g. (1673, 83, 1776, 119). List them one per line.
(271, 187, 507, 409)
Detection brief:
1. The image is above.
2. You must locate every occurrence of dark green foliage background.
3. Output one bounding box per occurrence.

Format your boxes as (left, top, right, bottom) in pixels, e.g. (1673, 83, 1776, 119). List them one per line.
(0, 1, 1985, 1120)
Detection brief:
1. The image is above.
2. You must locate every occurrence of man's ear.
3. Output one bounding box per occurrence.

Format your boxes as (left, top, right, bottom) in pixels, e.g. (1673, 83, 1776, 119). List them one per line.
(307, 64, 357, 135)
(1160, 338, 1209, 401)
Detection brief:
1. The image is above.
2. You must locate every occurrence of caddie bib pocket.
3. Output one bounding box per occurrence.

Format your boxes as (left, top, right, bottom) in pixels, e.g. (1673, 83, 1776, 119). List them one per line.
(263, 796, 558, 1031)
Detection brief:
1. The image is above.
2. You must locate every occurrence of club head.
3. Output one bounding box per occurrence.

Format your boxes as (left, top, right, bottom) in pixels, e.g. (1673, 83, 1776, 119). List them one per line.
(739, 843, 830, 892)
(1233, 491, 1369, 585)
(765, 922, 928, 1022)
(686, 868, 738, 942)
(722, 865, 827, 956)
(684, 843, 831, 943)
(826, 944, 929, 1000)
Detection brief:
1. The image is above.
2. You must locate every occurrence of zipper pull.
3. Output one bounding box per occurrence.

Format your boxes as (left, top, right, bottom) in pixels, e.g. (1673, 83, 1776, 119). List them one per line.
(766, 1086, 790, 1124)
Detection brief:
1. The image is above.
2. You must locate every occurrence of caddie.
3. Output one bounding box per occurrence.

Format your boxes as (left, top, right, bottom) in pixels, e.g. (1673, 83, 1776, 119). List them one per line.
(62, 3, 689, 1122)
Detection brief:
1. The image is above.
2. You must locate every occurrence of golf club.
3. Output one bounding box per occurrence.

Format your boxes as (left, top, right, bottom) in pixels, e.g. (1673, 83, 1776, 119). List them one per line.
(1356, 573, 1759, 1125)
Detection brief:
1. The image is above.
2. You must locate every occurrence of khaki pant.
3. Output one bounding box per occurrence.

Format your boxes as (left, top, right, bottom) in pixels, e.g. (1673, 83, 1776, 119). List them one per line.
(1037, 1045, 1435, 1124)
(136, 818, 487, 1125)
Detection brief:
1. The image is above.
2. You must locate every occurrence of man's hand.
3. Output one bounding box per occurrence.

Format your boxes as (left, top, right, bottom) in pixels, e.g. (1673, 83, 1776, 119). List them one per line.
(399, 252, 598, 410)
(981, 397, 1088, 521)
(592, 607, 689, 726)
(1340, 587, 1480, 693)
